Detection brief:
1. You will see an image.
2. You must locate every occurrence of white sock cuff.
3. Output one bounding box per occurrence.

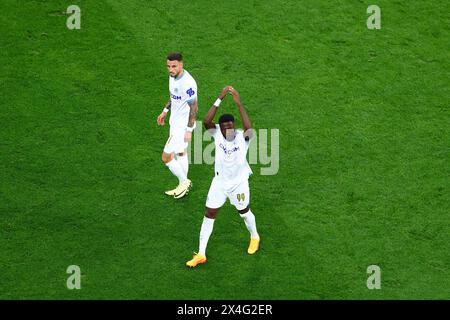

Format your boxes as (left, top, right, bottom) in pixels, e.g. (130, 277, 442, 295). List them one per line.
(165, 158, 175, 167)
(203, 216, 215, 223)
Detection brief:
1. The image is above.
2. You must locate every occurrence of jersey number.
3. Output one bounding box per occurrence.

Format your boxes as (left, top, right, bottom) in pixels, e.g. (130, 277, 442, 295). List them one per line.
(237, 193, 245, 202)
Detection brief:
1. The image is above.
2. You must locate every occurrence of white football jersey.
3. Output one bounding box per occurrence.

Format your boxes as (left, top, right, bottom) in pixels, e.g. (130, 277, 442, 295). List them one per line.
(168, 69, 197, 129)
(211, 124, 253, 185)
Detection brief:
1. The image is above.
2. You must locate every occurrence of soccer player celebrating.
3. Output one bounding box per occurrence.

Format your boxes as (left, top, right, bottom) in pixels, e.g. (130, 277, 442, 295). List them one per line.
(157, 52, 198, 199)
(186, 86, 260, 267)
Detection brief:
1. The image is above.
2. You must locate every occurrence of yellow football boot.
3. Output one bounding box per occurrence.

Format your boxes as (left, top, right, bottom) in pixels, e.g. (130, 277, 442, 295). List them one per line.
(186, 253, 207, 268)
(247, 238, 260, 254)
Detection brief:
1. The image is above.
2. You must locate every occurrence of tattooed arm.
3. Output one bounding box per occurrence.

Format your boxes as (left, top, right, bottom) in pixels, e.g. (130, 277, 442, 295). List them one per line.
(184, 99, 198, 142)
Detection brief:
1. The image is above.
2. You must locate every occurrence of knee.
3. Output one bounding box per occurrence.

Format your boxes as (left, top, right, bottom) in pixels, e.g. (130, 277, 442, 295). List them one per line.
(162, 152, 173, 164)
(205, 207, 218, 219)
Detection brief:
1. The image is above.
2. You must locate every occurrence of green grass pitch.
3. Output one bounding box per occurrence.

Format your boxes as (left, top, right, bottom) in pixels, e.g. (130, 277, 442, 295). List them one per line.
(1, 0, 449, 299)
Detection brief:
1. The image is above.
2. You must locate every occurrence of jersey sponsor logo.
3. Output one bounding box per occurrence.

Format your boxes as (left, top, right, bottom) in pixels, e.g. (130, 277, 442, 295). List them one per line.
(170, 92, 182, 100)
(186, 88, 195, 97)
(219, 143, 240, 155)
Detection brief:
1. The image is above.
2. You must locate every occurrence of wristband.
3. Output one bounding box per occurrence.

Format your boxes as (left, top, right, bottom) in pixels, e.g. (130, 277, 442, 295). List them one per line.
(163, 108, 169, 113)
(186, 126, 194, 132)
(213, 98, 222, 107)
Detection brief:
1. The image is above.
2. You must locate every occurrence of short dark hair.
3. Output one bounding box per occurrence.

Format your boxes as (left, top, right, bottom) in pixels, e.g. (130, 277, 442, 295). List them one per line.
(219, 114, 235, 124)
(167, 52, 183, 61)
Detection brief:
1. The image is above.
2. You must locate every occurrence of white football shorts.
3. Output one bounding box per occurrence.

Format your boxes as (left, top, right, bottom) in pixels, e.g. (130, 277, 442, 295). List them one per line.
(205, 176, 250, 210)
(163, 127, 188, 154)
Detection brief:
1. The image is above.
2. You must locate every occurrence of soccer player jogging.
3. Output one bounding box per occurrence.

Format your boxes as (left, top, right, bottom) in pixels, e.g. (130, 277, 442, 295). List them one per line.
(157, 52, 198, 199)
(186, 86, 260, 268)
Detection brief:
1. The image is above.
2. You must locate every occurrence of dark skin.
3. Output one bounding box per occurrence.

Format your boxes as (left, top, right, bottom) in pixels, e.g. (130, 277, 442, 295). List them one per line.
(203, 86, 253, 219)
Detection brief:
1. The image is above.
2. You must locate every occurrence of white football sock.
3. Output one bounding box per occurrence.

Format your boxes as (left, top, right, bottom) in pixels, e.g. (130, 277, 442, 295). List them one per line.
(177, 154, 189, 177)
(165, 159, 187, 184)
(240, 209, 260, 240)
(199, 217, 215, 256)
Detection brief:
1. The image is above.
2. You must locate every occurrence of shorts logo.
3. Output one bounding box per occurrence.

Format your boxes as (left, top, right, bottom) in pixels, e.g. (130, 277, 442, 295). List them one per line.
(186, 88, 195, 97)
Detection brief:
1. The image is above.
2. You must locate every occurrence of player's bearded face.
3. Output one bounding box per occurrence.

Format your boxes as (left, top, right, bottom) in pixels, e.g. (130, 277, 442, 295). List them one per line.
(167, 60, 183, 77)
(220, 122, 236, 141)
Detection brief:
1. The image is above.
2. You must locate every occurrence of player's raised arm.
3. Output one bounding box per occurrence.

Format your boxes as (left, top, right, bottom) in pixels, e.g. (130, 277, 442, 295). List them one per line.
(229, 87, 253, 140)
(203, 86, 231, 130)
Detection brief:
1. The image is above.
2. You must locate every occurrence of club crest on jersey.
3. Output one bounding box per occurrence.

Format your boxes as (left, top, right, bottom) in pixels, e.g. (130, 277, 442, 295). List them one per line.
(186, 88, 195, 97)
